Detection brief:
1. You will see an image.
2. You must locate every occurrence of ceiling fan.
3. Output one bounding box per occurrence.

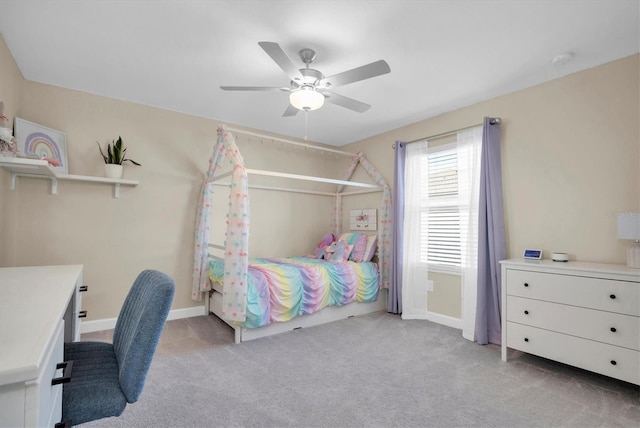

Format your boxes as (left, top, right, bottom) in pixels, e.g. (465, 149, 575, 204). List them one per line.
(220, 42, 391, 116)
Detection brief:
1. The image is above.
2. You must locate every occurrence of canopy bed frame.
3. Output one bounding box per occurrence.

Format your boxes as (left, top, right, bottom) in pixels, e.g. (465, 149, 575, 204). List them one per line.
(192, 125, 391, 343)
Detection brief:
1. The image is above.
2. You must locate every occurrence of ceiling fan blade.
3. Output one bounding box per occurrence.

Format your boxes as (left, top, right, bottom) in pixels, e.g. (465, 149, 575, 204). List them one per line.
(282, 104, 299, 117)
(321, 91, 371, 113)
(258, 41, 303, 82)
(320, 60, 390, 88)
(220, 86, 289, 91)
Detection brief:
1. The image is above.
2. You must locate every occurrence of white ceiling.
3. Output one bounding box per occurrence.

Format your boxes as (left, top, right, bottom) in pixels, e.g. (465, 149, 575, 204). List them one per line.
(0, 1, 638, 146)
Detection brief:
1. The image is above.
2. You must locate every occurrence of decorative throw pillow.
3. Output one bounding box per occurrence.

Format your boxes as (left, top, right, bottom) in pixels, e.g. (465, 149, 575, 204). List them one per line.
(314, 233, 335, 259)
(344, 244, 354, 261)
(337, 232, 368, 262)
(325, 241, 351, 263)
(362, 235, 378, 262)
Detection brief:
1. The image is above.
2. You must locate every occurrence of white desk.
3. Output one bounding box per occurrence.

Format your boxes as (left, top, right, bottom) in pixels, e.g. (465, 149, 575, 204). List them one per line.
(0, 265, 84, 428)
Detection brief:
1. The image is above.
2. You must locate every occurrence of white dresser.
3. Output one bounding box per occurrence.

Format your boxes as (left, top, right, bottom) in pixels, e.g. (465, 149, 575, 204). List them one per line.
(500, 259, 640, 385)
(0, 265, 85, 428)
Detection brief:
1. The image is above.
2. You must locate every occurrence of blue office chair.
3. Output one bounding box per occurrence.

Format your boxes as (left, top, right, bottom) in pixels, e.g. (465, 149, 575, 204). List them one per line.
(61, 270, 175, 426)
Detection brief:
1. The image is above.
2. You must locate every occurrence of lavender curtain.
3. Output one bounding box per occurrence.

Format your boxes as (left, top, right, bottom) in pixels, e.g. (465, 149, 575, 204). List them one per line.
(388, 141, 405, 314)
(475, 117, 506, 345)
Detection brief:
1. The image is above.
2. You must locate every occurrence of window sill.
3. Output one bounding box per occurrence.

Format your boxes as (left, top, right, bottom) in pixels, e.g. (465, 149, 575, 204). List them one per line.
(426, 264, 461, 276)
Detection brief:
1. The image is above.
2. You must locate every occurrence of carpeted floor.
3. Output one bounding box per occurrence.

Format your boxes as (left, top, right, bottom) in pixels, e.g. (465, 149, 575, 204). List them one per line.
(79, 311, 639, 427)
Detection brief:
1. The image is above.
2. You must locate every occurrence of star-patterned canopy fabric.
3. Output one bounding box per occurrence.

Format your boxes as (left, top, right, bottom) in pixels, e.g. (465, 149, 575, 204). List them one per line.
(192, 125, 249, 322)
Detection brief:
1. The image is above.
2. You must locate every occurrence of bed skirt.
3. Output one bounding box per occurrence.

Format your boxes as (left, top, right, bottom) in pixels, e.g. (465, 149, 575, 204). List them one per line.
(206, 288, 386, 343)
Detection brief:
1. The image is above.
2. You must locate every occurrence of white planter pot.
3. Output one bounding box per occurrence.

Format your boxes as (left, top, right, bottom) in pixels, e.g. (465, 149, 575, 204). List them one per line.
(104, 164, 123, 179)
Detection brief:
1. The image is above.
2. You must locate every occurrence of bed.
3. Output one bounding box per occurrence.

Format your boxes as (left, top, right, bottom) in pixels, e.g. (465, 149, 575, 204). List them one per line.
(206, 254, 381, 342)
(193, 125, 392, 343)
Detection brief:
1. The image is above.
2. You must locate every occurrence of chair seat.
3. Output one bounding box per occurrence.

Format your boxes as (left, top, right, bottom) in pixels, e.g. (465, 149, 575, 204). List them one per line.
(63, 341, 127, 426)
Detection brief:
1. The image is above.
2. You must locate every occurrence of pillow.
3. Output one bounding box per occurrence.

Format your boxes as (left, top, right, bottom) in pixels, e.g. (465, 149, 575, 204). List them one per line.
(345, 244, 354, 261)
(337, 232, 368, 262)
(362, 235, 378, 262)
(325, 241, 352, 263)
(314, 233, 335, 259)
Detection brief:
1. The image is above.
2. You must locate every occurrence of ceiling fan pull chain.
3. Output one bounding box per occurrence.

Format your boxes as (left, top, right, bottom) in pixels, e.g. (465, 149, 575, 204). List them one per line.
(304, 110, 308, 142)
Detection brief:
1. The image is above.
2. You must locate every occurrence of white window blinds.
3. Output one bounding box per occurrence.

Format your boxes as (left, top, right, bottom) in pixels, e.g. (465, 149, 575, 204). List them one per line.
(419, 144, 461, 268)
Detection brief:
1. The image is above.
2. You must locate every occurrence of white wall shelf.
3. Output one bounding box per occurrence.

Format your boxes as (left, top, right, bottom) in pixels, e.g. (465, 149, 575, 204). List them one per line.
(0, 157, 139, 199)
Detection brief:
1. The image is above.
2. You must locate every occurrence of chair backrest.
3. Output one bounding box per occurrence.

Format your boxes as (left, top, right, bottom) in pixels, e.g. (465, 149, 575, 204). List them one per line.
(112, 269, 175, 403)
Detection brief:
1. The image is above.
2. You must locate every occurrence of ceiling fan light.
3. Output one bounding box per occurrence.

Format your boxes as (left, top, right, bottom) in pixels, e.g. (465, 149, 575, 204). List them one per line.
(290, 88, 325, 111)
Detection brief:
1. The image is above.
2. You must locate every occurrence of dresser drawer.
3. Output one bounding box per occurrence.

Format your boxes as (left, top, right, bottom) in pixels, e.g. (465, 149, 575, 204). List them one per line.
(506, 322, 640, 385)
(506, 269, 639, 316)
(507, 296, 640, 350)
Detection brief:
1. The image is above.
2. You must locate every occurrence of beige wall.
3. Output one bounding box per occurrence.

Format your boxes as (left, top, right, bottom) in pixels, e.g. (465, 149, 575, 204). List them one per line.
(0, 34, 342, 321)
(0, 34, 24, 264)
(209, 133, 349, 258)
(427, 272, 461, 319)
(344, 54, 640, 318)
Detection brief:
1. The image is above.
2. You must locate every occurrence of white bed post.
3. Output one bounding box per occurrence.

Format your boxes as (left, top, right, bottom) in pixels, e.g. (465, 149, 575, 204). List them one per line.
(204, 291, 211, 315)
(335, 193, 342, 234)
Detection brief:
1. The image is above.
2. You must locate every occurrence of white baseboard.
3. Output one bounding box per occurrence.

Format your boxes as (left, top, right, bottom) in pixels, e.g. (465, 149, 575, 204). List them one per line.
(426, 312, 462, 329)
(401, 311, 462, 330)
(80, 305, 205, 334)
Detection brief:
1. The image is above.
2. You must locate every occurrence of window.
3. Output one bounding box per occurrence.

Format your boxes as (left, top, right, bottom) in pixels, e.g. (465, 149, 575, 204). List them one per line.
(401, 125, 482, 320)
(418, 143, 461, 272)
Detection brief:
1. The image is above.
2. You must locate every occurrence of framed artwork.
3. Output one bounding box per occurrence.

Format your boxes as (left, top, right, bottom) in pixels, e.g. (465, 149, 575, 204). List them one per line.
(350, 209, 377, 231)
(14, 118, 68, 174)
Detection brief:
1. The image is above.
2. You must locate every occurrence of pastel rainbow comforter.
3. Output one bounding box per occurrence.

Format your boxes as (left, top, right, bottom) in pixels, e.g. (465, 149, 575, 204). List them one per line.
(209, 257, 379, 329)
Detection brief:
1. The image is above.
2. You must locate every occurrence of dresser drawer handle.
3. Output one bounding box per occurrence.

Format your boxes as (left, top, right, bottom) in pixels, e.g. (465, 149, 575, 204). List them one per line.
(78, 310, 87, 319)
(523, 283, 529, 287)
(524, 338, 529, 342)
(79, 285, 88, 292)
(51, 360, 74, 385)
(610, 327, 617, 333)
(610, 360, 617, 366)
(609, 294, 616, 299)
(524, 310, 529, 315)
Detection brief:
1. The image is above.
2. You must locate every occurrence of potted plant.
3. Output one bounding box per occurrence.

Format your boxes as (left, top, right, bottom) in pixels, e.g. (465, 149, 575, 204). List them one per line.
(97, 136, 141, 178)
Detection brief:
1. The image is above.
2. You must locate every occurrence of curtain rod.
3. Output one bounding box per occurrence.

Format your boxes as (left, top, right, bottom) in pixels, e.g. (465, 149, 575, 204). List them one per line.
(223, 126, 357, 157)
(393, 117, 502, 148)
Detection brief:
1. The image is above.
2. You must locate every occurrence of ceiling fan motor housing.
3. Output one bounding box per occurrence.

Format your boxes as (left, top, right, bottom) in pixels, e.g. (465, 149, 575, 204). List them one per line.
(292, 68, 324, 88)
(290, 51, 325, 111)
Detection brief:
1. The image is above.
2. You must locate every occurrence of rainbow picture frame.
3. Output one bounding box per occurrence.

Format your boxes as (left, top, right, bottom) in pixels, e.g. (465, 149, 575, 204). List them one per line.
(15, 118, 68, 174)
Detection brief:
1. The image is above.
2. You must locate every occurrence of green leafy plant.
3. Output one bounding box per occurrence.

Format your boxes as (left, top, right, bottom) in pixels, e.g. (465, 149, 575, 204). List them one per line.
(97, 136, 141, 166)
